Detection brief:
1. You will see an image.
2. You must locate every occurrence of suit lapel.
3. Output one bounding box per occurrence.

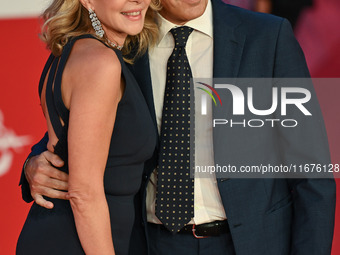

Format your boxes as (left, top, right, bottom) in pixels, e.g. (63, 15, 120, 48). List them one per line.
(212, 0, 246, 120)
(132, 52, 160, 176)
(132, 50, 158, 130)
(212, 0, 246, 79)
(211, 0, 246, 173)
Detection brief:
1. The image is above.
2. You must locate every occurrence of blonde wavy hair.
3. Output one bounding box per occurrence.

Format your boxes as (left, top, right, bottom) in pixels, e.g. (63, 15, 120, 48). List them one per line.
(40, 0, 160, 61)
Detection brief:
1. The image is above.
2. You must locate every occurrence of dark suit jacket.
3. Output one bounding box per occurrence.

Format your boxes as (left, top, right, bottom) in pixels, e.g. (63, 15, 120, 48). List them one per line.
(21, 0, 336, 254)
(129, 1, 336, 254)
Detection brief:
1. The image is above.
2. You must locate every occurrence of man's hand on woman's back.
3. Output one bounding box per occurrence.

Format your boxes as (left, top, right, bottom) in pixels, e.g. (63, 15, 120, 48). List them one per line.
(25, 150, 69, 209)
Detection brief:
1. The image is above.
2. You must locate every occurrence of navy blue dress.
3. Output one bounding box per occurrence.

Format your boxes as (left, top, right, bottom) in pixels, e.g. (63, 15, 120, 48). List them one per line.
(16, 35, 157, 255)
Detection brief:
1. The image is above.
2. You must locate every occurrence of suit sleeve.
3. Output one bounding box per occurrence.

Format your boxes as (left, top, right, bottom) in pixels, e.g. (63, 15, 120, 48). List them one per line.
(274, 18, 336, 255)
(19, 132, 48, 203)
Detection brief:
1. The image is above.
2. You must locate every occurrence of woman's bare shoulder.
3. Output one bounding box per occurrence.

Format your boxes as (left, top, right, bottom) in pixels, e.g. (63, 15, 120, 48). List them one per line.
(63, 38, 122, 95)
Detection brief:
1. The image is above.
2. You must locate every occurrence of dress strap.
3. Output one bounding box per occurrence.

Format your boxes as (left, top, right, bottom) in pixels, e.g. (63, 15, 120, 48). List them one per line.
(45, 57, 65, 140)
(38, 54, 55, 99)
(52, 40, 73, 127)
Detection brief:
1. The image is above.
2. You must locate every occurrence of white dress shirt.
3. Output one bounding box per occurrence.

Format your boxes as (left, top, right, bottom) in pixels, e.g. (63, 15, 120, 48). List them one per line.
(146, 0, 227, 225)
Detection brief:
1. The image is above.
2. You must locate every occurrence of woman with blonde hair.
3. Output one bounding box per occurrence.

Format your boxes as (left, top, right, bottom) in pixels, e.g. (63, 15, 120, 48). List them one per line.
(16, 0, 159, 253)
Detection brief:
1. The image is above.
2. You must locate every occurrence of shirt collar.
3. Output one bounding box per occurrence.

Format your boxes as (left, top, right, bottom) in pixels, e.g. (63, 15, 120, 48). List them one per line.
(156, 0, 213, 47)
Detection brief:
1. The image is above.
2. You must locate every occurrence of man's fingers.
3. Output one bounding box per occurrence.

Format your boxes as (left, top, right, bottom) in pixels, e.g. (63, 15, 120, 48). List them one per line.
(45, 177, 68, 191)
(32, 185, 68, 202)
(42, 150, 64, 167)
(26, 155, 68, 184)
(39, 186, 68, 200)
(48, 167, 69, 182)
(33, 194, 54, 209)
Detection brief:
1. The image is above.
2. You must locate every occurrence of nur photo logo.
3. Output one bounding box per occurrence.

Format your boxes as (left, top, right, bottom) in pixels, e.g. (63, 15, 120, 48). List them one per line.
(194, 78, 314, 128)
(196, 82, 222, 115)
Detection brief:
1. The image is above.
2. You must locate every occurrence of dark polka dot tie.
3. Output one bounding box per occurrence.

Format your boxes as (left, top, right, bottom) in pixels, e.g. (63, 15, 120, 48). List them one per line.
(156, 26, 194, 233)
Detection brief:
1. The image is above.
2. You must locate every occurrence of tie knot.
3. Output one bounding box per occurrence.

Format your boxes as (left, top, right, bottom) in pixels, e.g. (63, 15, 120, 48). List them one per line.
(170, 26, 194, 47)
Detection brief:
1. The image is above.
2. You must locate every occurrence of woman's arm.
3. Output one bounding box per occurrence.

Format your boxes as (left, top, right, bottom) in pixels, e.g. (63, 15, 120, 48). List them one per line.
(64, 41, 122, 255)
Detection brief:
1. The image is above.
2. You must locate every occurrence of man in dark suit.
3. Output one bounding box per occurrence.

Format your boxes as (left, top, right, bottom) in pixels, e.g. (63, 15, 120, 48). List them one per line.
(21, 0, 335, 254)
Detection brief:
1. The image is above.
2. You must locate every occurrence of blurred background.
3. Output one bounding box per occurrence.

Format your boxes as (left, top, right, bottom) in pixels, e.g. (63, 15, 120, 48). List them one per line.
(0, 0, 339, 253)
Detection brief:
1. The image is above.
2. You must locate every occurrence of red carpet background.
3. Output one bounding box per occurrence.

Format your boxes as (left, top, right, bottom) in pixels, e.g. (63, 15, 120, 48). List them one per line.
(0, 9, 339, 255)
(0, 18, 49, 254)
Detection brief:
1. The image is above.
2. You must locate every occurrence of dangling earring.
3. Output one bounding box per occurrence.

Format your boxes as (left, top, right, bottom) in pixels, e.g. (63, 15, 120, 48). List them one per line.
(89, 8, 104, 38)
